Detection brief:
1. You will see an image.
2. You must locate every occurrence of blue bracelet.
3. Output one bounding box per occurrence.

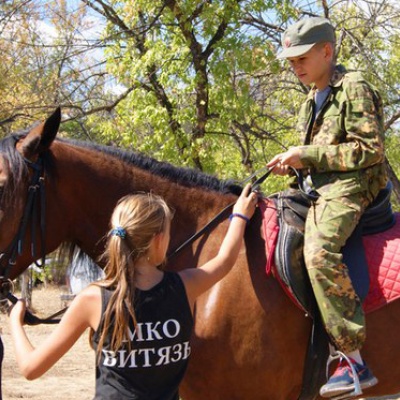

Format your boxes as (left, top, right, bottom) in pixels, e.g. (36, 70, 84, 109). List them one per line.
(229, 213, 250, 224)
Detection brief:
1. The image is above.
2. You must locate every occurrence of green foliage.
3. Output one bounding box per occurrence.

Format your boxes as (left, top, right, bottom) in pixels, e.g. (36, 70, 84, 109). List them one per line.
(2, 0, 400, 198)
(91, 0, 290, 180)
(330, 2, 400, 202)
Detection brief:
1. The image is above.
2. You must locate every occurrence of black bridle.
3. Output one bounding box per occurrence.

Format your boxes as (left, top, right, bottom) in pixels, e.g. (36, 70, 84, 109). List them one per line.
(0, 155, 67, 324)
(0, 154, 60, 324)
(0, 156, 47, 281)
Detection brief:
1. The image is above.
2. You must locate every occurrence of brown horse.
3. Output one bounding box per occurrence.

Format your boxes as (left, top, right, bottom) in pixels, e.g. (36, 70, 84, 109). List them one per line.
(1, 108, 400, 400)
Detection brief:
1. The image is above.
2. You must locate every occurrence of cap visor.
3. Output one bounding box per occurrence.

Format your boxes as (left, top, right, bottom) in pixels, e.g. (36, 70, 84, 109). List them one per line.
(277, 43, 315, 59)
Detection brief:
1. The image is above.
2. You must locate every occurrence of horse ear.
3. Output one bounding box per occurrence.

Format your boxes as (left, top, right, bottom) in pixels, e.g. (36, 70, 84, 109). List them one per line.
(41, 106, 61, 148)
(17, 107, 61, 159)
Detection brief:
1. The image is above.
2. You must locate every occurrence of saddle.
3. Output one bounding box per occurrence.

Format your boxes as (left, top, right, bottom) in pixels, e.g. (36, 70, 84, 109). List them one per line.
(269, 183, 395, 400)
(272, 182, 395, 314)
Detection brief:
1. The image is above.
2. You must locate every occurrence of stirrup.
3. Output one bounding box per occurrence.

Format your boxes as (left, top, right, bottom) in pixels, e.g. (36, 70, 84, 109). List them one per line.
(325, 348, 362, 400)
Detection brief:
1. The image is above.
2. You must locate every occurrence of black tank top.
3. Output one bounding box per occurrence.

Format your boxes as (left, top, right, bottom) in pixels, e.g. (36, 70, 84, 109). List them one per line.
(92, 272, 193, 400)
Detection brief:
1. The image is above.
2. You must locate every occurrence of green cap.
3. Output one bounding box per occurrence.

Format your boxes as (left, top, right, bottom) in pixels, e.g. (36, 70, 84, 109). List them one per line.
(277, 17, 335, 59)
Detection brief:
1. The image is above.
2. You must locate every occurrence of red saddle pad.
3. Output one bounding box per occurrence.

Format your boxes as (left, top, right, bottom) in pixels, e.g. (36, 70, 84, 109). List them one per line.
(363, 213, 400, 313)
(259, 198, 400, 314)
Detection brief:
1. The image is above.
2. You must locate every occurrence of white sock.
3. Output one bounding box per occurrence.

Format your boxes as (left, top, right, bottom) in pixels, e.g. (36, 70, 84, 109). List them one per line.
(346, 350, 363, 364)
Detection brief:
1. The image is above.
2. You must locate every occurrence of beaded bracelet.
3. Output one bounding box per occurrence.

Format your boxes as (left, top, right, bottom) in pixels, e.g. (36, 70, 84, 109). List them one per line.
(229, 213, 250, 224)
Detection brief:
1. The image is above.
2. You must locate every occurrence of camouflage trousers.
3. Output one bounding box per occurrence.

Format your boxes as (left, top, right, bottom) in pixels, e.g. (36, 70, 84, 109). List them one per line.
(304, 191, 371, 353)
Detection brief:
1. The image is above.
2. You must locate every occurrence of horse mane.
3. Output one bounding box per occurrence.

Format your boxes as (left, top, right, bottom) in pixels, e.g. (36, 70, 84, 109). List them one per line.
(0, 131, 244, 202)
(60, 138, 244, 195)
(54, 139, 244, 270)
(0, 133, 28, 209)
(55, 139, 244, 269)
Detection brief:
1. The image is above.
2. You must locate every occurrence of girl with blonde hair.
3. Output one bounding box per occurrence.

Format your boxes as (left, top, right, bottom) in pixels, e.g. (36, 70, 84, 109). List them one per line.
(9, 184, 256, 400)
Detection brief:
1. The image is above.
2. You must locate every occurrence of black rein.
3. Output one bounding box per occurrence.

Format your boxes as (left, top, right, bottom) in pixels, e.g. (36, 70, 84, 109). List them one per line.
(167, 166, 273, 260)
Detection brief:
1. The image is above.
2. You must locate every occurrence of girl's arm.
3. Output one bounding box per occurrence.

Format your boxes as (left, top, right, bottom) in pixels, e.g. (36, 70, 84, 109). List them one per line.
(8, 284, 101, 380)
(179, 183, 257, 306)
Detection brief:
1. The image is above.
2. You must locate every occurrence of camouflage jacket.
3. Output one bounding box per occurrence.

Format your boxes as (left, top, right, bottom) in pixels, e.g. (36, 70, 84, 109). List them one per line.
(296, 65, 387, 200)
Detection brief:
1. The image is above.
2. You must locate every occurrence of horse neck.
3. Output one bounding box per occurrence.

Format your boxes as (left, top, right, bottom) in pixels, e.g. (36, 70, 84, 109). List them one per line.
(50, 142, 236, 259)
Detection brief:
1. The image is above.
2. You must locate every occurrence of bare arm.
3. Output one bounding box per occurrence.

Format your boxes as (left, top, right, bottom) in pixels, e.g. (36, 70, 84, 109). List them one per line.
(179, 183, 257, 305)
(8, 285, 101, 380)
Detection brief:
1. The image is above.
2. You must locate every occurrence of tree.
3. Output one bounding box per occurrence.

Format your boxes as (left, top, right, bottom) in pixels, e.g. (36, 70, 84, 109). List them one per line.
(0, 0, 113, 140)
(1, 0, 400, 199)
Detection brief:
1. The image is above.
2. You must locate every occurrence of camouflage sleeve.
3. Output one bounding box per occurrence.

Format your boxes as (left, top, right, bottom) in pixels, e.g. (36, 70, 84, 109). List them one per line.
(299, 81, 385, 172)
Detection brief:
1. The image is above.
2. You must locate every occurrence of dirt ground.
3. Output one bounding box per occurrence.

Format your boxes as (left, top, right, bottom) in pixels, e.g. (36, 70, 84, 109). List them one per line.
(0, 285, 399, 400)
(1, 285, 94, 400)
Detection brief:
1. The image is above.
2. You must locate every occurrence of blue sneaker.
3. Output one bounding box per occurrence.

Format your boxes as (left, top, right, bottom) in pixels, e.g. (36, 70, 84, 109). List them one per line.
(320, 357, 378, 398)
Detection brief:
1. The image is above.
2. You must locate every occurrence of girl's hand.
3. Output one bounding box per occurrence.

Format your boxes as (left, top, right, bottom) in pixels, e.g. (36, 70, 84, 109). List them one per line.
(9, 298, 27, 326)
(232, 183, 257, 220)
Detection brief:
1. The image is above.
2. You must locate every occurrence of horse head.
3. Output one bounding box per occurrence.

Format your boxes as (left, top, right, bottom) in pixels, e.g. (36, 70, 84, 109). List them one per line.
(0, 108, 61, 280)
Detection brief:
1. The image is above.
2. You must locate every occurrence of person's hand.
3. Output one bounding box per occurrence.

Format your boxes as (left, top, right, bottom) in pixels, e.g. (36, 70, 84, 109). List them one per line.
(232, 183, 257, 220)
(8, 298, 27, 326)
(267, 147, 305, 175)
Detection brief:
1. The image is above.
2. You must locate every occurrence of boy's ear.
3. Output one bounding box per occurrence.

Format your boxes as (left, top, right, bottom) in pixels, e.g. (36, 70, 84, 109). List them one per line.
(325, 42, 335, 60)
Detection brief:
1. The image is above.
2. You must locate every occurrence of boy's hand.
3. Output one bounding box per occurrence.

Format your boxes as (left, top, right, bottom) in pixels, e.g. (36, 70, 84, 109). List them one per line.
(267, 147, 305, 175)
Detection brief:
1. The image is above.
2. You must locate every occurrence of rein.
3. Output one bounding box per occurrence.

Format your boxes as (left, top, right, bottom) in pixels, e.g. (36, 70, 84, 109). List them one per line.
(167, 166, 273, 260)
(6, 290, 64, 325)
